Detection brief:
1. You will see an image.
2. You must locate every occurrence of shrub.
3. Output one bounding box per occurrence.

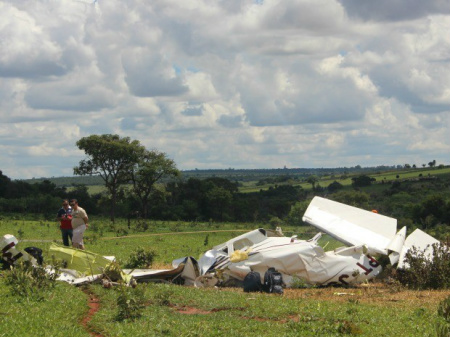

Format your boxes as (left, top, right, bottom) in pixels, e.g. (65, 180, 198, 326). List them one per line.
(123, 247, 156, 269)
(134, 219, 149, 232)
(115, 284, 145, 321)
(3, 261, 57, 300)
(290, 275, 313, 289)
(269, 216, 283, 229)
(152, 284, 174, 306)
(103, 261, 124, 282)
(396, 243, 450, 289)
(437, 295, 450, 336)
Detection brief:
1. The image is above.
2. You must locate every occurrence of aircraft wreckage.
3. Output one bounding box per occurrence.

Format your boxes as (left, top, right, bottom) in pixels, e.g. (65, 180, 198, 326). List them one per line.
(1, 197, 441, 289)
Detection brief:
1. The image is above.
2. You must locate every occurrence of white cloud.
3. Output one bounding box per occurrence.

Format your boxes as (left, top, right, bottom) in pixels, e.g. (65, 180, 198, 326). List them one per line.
(0, 0, 449, 178)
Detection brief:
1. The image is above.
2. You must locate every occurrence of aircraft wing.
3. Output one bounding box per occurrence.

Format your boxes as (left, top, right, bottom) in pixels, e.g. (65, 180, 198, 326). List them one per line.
(302, 196, 398, 254)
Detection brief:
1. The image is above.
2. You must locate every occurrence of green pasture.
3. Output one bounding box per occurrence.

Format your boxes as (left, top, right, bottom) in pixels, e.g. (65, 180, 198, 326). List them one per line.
(0, 278, 90, 337)
(86, 284, 440, 337)
(239, 166, 450, 193)
(1, 220, 447, 336)
(62, 166, 450, 195)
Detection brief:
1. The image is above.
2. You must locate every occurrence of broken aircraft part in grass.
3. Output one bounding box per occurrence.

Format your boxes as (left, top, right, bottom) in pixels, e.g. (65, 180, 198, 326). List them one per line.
(0, 197, 441, 288)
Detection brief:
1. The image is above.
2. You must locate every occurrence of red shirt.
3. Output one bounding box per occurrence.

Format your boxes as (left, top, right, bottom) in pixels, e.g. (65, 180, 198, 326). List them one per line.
(57, 207, 73, 229)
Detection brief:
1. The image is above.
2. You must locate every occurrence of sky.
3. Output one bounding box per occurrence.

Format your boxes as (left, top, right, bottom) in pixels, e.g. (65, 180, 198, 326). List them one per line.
(1, 0, 449, 179)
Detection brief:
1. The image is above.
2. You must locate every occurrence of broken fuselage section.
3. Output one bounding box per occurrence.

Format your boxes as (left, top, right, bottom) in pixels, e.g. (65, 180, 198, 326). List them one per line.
(194, 227, 382, 287)
(192, 196, 440, 288)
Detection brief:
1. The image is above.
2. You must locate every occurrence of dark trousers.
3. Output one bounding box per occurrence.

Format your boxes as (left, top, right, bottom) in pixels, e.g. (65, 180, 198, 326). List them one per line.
(61, 228, 73, 246)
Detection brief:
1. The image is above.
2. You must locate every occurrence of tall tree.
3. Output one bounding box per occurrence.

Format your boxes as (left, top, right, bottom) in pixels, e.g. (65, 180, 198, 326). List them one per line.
(0, 170, 11, 198)
(306, 175, 319, 191)
(74, 134, 145, 222)
(130, 150, 180, 218)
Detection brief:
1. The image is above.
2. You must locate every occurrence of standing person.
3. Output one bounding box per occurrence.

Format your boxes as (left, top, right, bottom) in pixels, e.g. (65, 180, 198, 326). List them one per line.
(57, 199, 73, 246)
(70, 199, 88, 250)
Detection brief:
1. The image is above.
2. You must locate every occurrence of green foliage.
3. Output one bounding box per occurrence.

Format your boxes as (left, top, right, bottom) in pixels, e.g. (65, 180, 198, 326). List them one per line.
(437, 296, 450, 337)
(0, 275, 89, 336)
(123, 247, 156, 269)
(103, 261, 124, 282)
(331, 190, 370, 209)
(130, 149, 180, 219)
(286, 200, 310, 226)
(351, 175, 375, 187)
(337, 320, 363, 335)
(151, 284, 174, 306)
(3, 261, 57, 300)
(412, 194, 449, 228)
(134, 219, 150, 232)
(269, 216, 283, 229)
(115, 284, 145, 321)
(290, 275, 313, 289)
(396, 243, 450, 289)
(74, 134, 146, 221)
(327, 180, 344, 192)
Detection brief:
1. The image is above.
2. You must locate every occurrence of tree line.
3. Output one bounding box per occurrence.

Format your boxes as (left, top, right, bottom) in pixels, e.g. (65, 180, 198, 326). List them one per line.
(0, 170, 303, 223)
(0, 134, 305, 223)
(1, 134, 449, 237)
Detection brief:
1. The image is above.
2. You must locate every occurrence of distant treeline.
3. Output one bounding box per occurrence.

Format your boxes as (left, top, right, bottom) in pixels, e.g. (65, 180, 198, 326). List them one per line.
(2, 168, 450, 240)
(19, 165, 402, 187)
(1, 170, 304, 223)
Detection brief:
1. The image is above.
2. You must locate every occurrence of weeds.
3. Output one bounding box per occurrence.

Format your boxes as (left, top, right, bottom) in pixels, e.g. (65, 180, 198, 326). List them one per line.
(134, 219, 150, 232)
(17, 228, 25, 239)
(290, 275, 313, 289)
(3, 261, 57, 301)
(396, 243, 450, 289)
(337, 320, 363, 335)
(123, 247, 156, 269)
(103, 261, 124, 282)
(115, 284, 145, 321)
(437, 295, 450, 337)
(152, 284, 174, 306)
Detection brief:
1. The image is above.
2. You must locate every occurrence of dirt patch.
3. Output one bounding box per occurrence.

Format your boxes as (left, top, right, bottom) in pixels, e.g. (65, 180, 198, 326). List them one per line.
(173, 305, 245, 315)
(196, 282, 450, 310)
(283, 282, 450, 309)
(81, 287, 103, 337)
(173, 304, 297, 323)
(174, 306, 213, 315)
(99, 229, 248, 241)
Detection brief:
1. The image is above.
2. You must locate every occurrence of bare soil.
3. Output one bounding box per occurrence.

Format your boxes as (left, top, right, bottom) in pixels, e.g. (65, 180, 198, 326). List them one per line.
(81, 287, 103, 337)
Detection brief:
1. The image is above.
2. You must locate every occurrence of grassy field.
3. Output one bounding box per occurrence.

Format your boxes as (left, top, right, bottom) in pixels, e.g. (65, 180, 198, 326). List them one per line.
(239, 166, 450, 193)
(1, 220, 449, 336)
(0, 218, 338, 264)
(65, 166, 450, 195)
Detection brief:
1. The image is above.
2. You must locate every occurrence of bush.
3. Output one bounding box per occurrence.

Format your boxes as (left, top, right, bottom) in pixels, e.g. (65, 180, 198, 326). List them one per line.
(396, 243, 450, 289)
(115, 284, 145, 321)
(152, 284, 174, 306)
(3, 261, 57, 300)
(123, 247, 156, 269)
(437, 295, 450, 336)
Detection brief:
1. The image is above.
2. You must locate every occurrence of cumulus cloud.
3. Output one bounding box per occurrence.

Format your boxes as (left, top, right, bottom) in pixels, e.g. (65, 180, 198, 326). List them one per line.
(337, 0, 450, 22)
(0, 0, 449, 178)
